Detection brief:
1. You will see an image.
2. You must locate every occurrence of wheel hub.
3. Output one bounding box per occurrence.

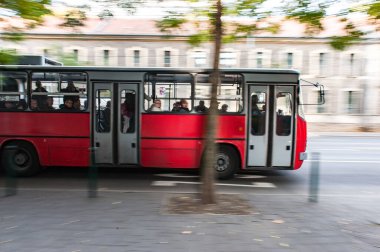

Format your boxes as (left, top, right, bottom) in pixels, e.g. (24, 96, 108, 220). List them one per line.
(14, 152, 29, 166)
(215, 153, 230, 172)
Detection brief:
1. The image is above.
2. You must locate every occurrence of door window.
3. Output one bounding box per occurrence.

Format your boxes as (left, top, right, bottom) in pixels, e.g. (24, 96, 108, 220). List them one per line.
(120, 90, 136, 133)
(95, 89, 111, 133)
(251, 92, 266, 135)
(276, 92, 292, 136)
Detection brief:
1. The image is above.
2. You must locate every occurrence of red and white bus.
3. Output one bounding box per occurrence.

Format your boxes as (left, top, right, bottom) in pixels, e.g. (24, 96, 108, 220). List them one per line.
(0, 66, 318, 179)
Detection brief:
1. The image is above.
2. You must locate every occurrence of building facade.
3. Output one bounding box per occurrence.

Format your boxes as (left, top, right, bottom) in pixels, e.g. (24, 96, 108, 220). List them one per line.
(1, 17, 380, 131)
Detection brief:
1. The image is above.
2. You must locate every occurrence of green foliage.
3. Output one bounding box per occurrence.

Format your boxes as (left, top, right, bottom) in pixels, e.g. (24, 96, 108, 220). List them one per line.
(0, 0, 51, 23)
(367, 2, 380, 19)
(188, 31, 212, 46)
(156, 12, 187, 33)
(94, 0, 144, 14)
(60, 9, 87, 29)
(284, 0, 326, 34)
(0, 49, 19, 64)
(0, 0, 52, 41)
(330, 22, 365, 50)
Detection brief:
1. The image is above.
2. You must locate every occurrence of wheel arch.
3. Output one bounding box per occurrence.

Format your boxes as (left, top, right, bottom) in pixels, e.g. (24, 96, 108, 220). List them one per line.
(1, 139, 42, 166)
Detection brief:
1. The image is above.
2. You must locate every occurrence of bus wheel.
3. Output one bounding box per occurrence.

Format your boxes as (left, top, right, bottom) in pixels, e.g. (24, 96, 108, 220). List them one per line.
(214, 145, 239, 180)
(1, 142, 41, 177)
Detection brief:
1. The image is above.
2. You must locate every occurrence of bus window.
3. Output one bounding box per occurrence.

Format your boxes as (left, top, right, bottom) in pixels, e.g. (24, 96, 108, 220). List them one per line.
(144, 73, 192, 112)
(31, 72, 87, 111)
(251, 92, 266, 135)
(195, 74, 243, 113)
(0, 71, 27, 111)
(120, 90, 136, 133)
(276, 92, 292, 136)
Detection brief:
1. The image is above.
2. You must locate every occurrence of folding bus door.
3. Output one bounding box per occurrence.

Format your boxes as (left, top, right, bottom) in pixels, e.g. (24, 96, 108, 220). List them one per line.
(247, 85, 295, 168)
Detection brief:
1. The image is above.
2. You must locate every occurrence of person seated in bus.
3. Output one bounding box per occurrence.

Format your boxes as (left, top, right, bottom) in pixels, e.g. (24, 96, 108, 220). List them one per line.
(73, 99, 81, 111)
(219, 104, 228, 113)
(45, 97, 55, 110)
(62, 80, 79, 103)
(60, 98, 74, 111)
(3, 101, 16, 110)
(30, 98, 39, 111)
(150, 99, 162, 112)
(171, 101, 181, 112)
(33, 80, 48, 109)
(16, 99, 27, 110)
(178, 99, 190, 113)
(194, 100, 208, 113)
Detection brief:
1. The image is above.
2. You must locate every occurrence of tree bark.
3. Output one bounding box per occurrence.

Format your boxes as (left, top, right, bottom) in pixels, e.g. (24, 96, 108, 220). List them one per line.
(200, 0, 222, 204)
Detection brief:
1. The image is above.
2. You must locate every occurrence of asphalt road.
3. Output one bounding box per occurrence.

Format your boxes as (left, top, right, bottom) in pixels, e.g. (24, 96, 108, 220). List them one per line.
(1, 134, 379, 199)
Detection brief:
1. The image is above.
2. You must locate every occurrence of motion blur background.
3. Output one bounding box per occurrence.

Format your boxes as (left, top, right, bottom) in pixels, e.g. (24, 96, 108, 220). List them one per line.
(1, 0, 379, 132)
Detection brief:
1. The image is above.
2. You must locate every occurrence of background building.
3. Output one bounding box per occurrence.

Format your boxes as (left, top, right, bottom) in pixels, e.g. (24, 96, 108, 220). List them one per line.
(1, 17, 380, 131)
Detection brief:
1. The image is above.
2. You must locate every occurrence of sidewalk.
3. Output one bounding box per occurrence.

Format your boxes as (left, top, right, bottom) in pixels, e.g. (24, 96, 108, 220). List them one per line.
(0, 189, 379, 252)
(308, 131, 380, 137)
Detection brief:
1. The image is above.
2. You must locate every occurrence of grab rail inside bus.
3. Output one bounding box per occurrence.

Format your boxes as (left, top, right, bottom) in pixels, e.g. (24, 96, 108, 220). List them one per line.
(299, 79, 325, 105)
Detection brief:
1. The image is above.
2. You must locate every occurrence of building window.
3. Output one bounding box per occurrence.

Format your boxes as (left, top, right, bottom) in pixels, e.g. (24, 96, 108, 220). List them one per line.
(220, 52, 237, 68)
(256, 52, 263, 68)
(319, 53, 327, 76)
(349, 53, 358, 76)
(347, 91, 361, 114)
(193, 51, 207, 67)
(133, 50, 140, 67)
(287, 52, 293, 69)
(103, 50, 110, 66)
(164, 51, 171, 67)
(43, 49, 49, 57)
(73, 49, 79, 62)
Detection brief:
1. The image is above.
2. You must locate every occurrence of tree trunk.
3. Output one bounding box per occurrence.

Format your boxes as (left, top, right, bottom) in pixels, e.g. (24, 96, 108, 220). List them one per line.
(200, 0, 222, 205)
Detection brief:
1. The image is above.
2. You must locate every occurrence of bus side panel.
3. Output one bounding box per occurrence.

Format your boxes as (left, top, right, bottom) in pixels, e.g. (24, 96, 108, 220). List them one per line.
(0, 112, 90, 167)
(48, 138, 90, 166)
(294, 115, 307, 169)
(141, 139, 201, 168)
(141, 114, 246, 168)
(217, 115, 246, 169)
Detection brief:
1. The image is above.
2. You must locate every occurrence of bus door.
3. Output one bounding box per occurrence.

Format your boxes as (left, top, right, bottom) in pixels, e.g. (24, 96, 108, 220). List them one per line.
(93, 83, 138, 165)
(247, 85, 294, 167)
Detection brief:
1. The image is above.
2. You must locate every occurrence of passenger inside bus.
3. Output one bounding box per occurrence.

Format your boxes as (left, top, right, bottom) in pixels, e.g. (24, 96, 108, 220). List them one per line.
(121, 92, 136, 133)
(30, 98, 39, 111)
(178, 99, 190, 113)
(16, 99, 27, 110)
(62, 80, 79, 103)
(220, 104, 228, 113)
(251, 95, 265, 135)
(171, 101, 181, 112)
(3, 101, 16, 110)
(73, 99, 81, 111)
(194, 100, 208, 113)
(33, 80, 48, 109)
(46, 97, 55, 110)
(150, 99, 162, 112)
(60, 98, 74, 111)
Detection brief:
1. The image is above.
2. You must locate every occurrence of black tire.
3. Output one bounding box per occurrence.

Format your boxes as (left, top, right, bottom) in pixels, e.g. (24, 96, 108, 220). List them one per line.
(215, 145, 239, 180)
(1, 142, 41, 177)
